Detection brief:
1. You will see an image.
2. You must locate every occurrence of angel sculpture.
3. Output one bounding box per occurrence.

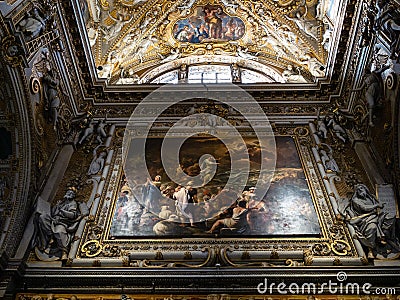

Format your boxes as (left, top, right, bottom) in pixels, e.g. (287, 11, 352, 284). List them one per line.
(286, 7, 321, 41)
(237, 46, 258, 61)
(318, 144, 339, 173)
(101, 11, 133, 42)
(78, 120, 96, 145)
(95, 118, 107, 144)
(88, 146, 107, 176)
(160, 48, 181, 63)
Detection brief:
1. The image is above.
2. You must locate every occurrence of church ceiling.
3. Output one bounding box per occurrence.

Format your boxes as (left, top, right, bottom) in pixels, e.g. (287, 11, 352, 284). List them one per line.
(82, 0, 341, 84)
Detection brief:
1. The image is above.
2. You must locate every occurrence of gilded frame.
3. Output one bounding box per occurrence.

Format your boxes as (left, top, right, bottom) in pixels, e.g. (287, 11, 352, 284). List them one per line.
(74, 125, 365, 268)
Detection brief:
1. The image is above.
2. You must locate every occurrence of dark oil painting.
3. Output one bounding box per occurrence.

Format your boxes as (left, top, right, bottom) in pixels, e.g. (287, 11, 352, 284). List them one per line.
(109, 136, 321, 238)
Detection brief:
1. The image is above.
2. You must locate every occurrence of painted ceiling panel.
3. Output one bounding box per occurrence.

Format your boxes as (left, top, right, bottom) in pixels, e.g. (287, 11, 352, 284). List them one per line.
(81, 0, 342, 84)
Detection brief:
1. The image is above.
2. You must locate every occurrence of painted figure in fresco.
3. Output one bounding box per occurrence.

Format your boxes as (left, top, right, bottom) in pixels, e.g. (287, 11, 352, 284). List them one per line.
(247, 197, 268, 233)
(158, 205, 173, 220)
(203, 6, 223, 39)
(176, 25, 193, 42)
(190, 23, 209, 43)
(338, 184, 400, 259)
(175, 6, 244, 43)
(32, 188, 88, 260)
(206, 199, 249, 234)
(113, 190, 130, 230)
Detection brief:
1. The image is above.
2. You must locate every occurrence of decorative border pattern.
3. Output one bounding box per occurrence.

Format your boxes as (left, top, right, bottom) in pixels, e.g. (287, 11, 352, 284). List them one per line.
(70, 125, 363, 268)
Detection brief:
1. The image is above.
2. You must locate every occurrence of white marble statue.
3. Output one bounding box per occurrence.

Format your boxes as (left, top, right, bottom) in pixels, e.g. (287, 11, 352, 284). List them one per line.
(300, 55, 325, 77)
(282, 65, 307, 83)
(325, 115, 347, 143)
(88, 147, 107, 175)
(338, 184, 400, 259)
(17, 8, 50, 41)
(237, 46, 258, 61)
(78, 120, 96, 144)
(259, 35, 286, 59)
(87, 27, 99, 47)
(98, 51, 118, 79)
(32, 188, 89, 260)
(95, 119, 107, 144)
(134, 35, 159, 63)
(351, 65, 390, 127)
(87, 0, 101, 23)
(160, 48, 181, 63)
(286, 9, 321, 41)
(318, 144, 339, 173)
(101, 11, 133, 42)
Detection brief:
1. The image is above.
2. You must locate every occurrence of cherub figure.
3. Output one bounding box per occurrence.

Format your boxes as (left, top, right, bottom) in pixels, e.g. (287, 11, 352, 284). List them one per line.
(101, 10, 133, 42)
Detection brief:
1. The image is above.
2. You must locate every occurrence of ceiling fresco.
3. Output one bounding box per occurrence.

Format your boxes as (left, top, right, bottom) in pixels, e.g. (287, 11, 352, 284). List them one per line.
(81, 0, 341, 84)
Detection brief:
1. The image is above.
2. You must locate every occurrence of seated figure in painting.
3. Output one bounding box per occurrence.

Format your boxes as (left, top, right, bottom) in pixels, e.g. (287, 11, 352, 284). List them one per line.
(206, 199, 249, 234)
(338, 184, 400, 259)
(31, 188, 89, 260)
(153, 214, 192, 236)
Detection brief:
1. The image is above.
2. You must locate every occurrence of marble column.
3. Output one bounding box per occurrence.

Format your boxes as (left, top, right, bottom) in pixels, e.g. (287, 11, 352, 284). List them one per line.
(40, 144, 75, 202)
(14, 143, 74, 260)
(353, 141, 385, 186)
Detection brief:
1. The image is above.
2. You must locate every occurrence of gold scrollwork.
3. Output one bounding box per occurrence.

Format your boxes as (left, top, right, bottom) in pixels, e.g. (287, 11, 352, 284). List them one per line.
(294, 127, 310, 137)
(311, 242, 331, 256)
(331, 240, 351, 256)
(329, 225, 345, 240)
(81, 240, 103, 257)
(1, 35, 23, 67)
(100, 0, 109, 9)
(30, 77, 41, 94)
(333, 257, 342, 266)
(303, 249, 313, 265)
(102, 244, 122, 257)
(271, 0, 301, 7)
(386, 72, 397, 90)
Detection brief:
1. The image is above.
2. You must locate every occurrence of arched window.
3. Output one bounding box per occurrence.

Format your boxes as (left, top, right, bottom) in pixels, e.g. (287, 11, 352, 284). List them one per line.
(149, 64, 281, 84)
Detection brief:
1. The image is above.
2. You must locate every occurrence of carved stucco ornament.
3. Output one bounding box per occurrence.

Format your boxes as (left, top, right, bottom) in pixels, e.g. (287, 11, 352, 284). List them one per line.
(81, 240, 103, 257)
